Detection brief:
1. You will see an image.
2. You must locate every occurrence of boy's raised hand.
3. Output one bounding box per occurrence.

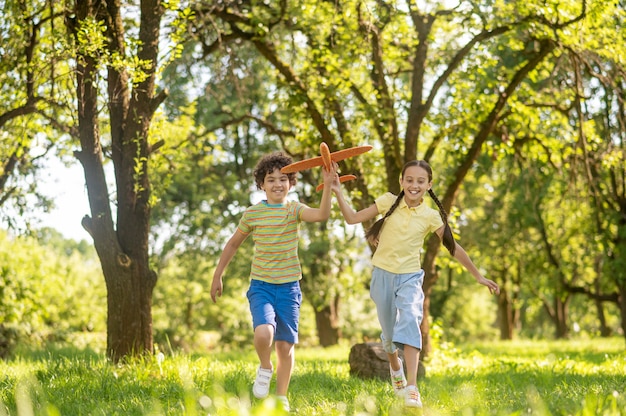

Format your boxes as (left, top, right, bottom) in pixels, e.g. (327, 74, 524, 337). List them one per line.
(322, 162, 339, 185)
(325, 162, 341, 191)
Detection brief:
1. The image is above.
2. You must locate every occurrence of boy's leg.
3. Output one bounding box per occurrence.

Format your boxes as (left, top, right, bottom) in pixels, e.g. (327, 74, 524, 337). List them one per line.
(273, 281, 301, 398)
(252, 324, 275, 398)
(247, 281, 277, 399)
(248, 280, 277, 370)
(254, 324, 275, 370)
(275, 340, 294, 396)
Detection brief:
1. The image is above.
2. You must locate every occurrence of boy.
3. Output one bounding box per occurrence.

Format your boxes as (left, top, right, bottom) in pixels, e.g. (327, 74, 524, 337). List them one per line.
(211, 151, 337, 411)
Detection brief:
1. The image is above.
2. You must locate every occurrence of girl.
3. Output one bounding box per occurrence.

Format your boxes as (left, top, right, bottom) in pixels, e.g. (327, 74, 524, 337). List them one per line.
(331, 160, 499, 408)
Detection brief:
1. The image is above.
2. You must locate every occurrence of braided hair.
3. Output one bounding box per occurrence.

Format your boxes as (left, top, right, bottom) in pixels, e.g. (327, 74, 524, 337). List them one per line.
(364, 160, 456, 256)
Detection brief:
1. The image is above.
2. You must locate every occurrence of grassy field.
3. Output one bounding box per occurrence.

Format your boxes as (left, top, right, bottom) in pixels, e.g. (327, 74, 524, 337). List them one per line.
(1, 337, 625, 415)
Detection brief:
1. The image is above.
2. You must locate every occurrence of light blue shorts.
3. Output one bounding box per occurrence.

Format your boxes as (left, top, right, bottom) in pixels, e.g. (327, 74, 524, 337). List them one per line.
(370, 267, 424, 353)
(246, 279, 302, 344)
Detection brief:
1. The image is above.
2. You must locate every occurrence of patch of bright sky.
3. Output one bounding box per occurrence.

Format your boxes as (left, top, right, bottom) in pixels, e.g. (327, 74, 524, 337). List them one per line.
(38, 157, 92, 241)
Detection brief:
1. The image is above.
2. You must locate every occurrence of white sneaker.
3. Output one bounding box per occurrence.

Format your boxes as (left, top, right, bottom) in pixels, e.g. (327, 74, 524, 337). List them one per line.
(405, 385, 422, 408)
(252, 366, 273, 399)
(276, 395, 290, 412)
(390, 357, 407, 396)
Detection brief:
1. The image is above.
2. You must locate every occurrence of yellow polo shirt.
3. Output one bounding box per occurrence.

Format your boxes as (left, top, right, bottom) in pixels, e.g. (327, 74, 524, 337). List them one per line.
(371, 192, 444, 274)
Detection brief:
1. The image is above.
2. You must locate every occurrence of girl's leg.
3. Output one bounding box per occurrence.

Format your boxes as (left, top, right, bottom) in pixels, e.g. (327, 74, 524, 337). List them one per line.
(393, 270, 425, 376)
(404, 344, 423, 407)
(403, 345, 420, 386)
(254, 323, 274, 369)
(387, 350, 401, 371)
(387, 349, 407, 396)
(370, 268, 398, 354)
(371, 268, 407, 396)
(274, 340, 295, 396)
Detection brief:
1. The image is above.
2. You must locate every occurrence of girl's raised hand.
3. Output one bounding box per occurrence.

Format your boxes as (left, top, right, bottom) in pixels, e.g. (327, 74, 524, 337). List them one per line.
(478, 276, 500, 295)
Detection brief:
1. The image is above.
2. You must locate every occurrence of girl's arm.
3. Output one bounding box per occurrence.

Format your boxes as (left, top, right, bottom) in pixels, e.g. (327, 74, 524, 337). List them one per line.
(211, 230, 248, 302)
(435, 227, 500, 295)
(301, 164, 338, 223)
(331, 177, 379, 224)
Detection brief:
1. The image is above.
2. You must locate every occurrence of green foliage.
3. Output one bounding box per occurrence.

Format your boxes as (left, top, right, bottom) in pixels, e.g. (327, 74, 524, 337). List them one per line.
(0, 229, 105, 356)
(433, 277, 499, 343)
(0, 0, 72, 231)
(1, 338, 625, 415)
(151, 239, 256, 350)
(2, 0, 625, 356)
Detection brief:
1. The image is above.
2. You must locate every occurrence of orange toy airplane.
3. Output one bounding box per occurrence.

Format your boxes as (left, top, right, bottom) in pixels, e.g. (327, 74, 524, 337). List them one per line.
(281, 142, 372, 191)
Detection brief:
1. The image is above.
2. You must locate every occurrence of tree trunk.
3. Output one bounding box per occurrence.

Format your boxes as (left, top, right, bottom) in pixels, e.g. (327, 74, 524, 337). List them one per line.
(611, 228, 626, 344)
(74, 100, 158, 363)
(595, 298, 611, 337)
(498, 288, 515, 340)
(71, 0, 164, 362)
(103, 250, 156, 361)
(554, 297, 569, 339)
(419, 40, 555, 357)
(349, 342, 397, 380)
(618, 286, 626, 345)
(349, 342, 425, 380)
(314, 299, 341, 347)
(593, 263, 612, 337)
(420, 235, 440, 359)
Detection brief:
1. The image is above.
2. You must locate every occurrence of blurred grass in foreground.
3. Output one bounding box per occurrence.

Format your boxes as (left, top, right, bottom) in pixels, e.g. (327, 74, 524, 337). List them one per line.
(0, 337, 625, 415)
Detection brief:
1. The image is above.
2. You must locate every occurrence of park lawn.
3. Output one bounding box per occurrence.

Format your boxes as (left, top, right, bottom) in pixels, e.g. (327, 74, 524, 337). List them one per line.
(0, 337, 625, 415)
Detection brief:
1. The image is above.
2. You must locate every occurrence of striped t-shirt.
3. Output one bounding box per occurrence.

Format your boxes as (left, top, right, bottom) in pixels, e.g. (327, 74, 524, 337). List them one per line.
(237, 200, 306, 283)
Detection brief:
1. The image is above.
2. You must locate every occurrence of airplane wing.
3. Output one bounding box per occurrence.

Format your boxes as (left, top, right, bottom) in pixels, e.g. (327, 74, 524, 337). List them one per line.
(315, 174, 357, 192)
(280, 156, 324, 173)
(329, 145, 373, 162)
(280, 144, 373, 174)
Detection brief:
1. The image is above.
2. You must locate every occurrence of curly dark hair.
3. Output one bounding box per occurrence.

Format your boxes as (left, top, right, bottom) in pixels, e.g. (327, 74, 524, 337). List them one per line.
(253, 152, 297, 190)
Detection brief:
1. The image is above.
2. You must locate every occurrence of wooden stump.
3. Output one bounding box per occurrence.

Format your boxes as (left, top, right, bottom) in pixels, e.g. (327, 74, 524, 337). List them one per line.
(348, 342, 425, 380)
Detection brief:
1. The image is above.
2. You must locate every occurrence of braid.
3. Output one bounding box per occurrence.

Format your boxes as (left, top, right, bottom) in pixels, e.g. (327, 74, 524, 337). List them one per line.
(428, 189, 456, 256)
(367, 159, 456, 255)
(365, 190, 405, 245)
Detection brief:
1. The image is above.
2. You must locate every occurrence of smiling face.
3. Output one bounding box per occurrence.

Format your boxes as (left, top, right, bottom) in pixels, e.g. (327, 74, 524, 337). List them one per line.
(261, 168, 292, 204)
(401, 164, 432, 207)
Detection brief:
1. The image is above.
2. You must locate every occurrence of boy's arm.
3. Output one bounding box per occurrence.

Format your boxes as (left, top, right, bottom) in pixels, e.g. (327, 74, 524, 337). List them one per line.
(211, 230, 248, 302)
(301, 165, 337, 222)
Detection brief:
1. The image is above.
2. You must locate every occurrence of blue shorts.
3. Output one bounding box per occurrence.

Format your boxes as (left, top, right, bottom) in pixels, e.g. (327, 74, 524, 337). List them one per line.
(246, 279, 302, 344)
(370, 267, 424, 353)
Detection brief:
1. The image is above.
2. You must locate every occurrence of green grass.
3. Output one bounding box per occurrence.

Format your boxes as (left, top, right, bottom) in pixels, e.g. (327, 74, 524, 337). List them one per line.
(1, 338, 625, 415)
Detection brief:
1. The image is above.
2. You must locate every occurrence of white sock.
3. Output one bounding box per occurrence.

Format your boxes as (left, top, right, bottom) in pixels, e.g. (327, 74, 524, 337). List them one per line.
(391, 361, 403, 376)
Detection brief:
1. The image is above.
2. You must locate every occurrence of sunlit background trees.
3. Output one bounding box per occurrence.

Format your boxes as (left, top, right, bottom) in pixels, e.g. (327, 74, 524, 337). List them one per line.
(0, 0, 624, 362)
